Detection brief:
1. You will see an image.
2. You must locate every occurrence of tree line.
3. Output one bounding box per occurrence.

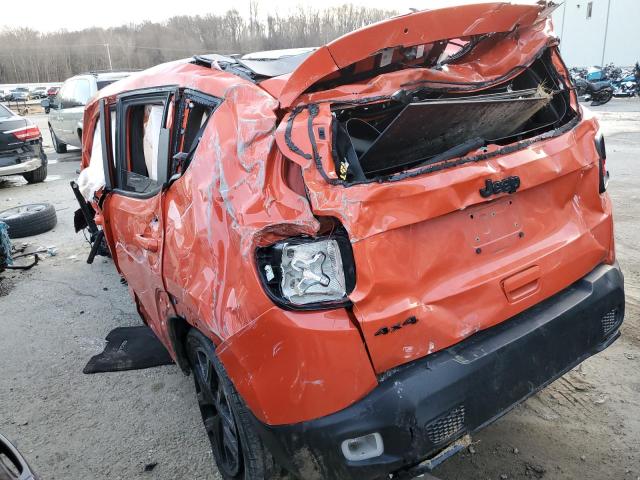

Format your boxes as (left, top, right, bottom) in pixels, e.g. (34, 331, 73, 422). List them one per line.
(0, 3, 397, 84)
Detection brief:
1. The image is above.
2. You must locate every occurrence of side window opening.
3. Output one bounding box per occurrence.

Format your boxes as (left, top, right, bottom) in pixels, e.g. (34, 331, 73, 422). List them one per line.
(117, 94, 171, 195)
(182, 103, 212, 151)
(171, 92, 220, 177)
(112, 89, 218, 194)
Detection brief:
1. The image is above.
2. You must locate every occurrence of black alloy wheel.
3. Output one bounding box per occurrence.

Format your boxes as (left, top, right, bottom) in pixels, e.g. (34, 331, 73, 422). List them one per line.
(189, 333, 242, 477)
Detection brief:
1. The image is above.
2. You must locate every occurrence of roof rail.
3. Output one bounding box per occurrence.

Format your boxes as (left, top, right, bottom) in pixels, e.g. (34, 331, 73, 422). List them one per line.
(78, 69, 142, 76)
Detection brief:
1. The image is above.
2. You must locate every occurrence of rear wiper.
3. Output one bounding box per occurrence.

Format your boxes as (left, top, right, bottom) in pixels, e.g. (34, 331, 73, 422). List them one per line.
(416, 137, 485, 168)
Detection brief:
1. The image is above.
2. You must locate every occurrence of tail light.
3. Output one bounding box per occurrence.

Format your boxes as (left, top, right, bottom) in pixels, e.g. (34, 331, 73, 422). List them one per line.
(256, 228, 356, 310)
(594, 133, 608, 193)
(8, 125, 42, 142)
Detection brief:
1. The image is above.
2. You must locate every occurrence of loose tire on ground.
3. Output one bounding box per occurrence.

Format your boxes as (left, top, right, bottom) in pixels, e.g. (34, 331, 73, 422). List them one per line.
(185, 329, 284, 480)
(0, 203, 57, 238)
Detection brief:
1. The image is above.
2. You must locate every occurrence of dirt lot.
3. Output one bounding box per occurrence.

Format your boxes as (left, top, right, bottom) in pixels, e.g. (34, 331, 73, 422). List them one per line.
(1, 100, 639, 480)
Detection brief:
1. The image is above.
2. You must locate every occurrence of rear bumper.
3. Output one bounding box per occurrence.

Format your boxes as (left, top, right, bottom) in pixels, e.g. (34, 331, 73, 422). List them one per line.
(254, 263, 625, 480)
(0, 142, 44, 176)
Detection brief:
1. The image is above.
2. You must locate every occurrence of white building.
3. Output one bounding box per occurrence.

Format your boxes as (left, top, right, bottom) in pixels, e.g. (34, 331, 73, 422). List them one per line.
(552, 0, 639, 67)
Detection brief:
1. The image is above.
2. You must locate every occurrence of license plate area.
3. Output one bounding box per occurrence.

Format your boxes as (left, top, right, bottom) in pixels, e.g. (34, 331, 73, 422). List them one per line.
(465, 198, 523, 255)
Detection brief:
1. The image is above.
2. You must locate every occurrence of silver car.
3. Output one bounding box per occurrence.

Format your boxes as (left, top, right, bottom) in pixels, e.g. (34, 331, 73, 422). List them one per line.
(45, 71, 132, 153)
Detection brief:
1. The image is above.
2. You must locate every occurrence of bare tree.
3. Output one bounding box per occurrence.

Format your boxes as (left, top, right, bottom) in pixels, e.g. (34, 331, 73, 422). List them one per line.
(0, 3, 397, 84)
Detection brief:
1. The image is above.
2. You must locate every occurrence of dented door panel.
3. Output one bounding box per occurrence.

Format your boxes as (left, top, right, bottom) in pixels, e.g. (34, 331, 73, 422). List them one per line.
(103, 193, 175, 346)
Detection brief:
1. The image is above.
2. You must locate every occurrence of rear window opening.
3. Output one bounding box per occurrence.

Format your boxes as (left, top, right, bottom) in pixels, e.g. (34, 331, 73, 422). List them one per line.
(332, 50, 576, 183)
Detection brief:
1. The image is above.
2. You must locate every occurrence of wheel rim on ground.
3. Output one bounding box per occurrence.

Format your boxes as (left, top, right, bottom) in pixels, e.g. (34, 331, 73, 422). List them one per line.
(193, 348, 242, 477)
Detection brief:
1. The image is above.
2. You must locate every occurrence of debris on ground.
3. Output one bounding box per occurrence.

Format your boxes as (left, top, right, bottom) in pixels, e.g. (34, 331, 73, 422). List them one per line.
(525, 463, 546, 476)
(0, 225, 57, 272)
(0, 221, 11, 271)
(593, 395, 608, 405)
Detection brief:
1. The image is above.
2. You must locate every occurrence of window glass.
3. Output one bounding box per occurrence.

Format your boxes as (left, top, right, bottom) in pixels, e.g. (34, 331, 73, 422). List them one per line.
(0, 104, 12, 118)
(59, 80, 76, 108)
(74, 79, 92, 106)
(97, 80, 116, 90)
(120, 102, 166, 194)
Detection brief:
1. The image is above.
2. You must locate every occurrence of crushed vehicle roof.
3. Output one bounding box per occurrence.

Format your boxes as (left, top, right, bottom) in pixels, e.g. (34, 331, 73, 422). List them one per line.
(92, 1, 556, 108)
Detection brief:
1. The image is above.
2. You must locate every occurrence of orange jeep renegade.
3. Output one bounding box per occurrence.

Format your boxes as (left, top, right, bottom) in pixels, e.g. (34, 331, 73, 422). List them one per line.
(72, 2, 625, 479)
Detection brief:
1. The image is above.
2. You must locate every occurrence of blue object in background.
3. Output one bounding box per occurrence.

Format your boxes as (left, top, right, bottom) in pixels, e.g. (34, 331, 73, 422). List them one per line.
(0, 221, 12, 266)
(587, 66, 604, 82)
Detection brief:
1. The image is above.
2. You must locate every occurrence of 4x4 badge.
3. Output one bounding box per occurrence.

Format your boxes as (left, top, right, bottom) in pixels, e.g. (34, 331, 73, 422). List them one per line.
(479, 176, 521, 198)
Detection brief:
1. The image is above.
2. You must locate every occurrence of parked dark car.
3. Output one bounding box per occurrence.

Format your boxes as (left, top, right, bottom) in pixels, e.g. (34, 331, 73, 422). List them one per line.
(31, 86, 47, 99)
(8, 88, 30, 101)
(0, 104, 47, 183)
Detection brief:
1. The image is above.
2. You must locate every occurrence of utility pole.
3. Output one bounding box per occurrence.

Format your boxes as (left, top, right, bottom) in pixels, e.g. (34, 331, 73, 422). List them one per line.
(601, 0, 612, 66)
(104, 43, 113, 71)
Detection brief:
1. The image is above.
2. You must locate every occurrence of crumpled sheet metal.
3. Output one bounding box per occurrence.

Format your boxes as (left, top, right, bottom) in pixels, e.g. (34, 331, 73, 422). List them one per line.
(276, 40, 571, 243)
(162, 82, 319, 336)
(295, 19, 555, 107)
(82, 66, 377, 425)
(160, 83, 379, 423)
(281, 101, 613, 375)
(275, 34, 613, 374)
(216, 307, 378, 425)
(79, 3, 614, 424)
(276, 1, 552, 107)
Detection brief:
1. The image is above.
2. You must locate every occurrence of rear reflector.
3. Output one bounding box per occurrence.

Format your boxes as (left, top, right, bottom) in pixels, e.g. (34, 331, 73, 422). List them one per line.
(341, 432, 384, 461)
(7, 125, 41, 142)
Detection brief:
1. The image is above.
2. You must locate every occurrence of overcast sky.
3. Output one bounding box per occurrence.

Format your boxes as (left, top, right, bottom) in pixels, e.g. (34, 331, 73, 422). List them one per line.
(0, 0, 533, 32)
(0, 0, 428, 32)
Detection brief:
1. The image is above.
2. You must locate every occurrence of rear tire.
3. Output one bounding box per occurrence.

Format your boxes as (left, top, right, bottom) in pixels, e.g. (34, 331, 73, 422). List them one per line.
(50, 126, 67, 154)
(22, 156, 48, 184)
(0, 203, 57, 238)
(591, 90, 613, 106)
(185, 329, 283, 480)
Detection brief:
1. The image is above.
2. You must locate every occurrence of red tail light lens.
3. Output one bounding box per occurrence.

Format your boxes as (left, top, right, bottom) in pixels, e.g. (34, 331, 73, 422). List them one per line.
(8, 125, 42, 142)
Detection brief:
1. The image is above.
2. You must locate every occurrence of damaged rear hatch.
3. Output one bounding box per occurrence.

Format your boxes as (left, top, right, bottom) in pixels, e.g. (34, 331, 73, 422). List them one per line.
(271, 1, 614, 373)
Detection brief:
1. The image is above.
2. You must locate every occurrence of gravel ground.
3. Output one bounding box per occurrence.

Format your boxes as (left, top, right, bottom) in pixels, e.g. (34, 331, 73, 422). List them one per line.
(1, 99, 639, 480)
